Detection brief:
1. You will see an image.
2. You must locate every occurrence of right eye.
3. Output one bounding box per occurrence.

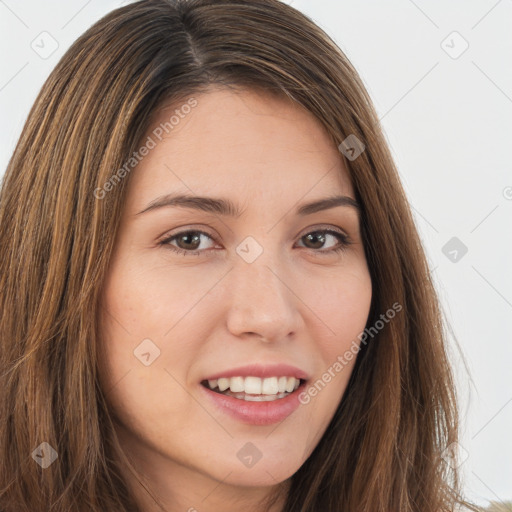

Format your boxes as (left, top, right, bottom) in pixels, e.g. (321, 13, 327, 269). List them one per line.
(159, 230, 218, 256)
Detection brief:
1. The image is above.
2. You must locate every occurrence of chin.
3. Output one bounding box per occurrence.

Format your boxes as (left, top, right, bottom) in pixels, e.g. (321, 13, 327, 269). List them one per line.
(214, 448, 303, 487)
(221, 463, 297, 488)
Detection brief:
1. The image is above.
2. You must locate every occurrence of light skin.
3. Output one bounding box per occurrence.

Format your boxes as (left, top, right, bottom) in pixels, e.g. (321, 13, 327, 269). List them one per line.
(98, 87, 372, 512)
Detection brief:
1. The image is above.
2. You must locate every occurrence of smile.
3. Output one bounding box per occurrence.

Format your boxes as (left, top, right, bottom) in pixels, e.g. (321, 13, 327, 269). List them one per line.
(201, 376, 302, 402)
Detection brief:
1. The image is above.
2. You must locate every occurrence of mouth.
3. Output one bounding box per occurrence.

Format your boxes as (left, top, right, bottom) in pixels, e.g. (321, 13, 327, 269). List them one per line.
(199, 363, 310, 425)
(200, 376, 305, 402)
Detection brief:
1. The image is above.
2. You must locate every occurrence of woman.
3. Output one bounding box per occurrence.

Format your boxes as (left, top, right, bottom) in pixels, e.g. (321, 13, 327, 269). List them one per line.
(0, 0, 480, 510)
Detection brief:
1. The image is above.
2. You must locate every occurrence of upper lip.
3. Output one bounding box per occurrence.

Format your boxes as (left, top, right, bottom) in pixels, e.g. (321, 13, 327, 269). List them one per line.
(202, 363, 310, 382)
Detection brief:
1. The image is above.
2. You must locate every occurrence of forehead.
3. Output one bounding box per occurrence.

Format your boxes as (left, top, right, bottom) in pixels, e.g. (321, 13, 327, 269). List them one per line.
(126, 88, 354, 212)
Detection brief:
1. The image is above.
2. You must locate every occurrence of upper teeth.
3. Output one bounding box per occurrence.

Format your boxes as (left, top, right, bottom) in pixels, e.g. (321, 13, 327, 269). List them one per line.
(207, 376, 300, 395)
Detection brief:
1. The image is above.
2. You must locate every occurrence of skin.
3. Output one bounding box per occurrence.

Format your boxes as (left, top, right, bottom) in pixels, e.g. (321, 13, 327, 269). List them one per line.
(98, 87, 372, 512)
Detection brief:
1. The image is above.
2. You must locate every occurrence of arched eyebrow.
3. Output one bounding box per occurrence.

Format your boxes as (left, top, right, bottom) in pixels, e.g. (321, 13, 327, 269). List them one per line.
(136, 193, 360, 217)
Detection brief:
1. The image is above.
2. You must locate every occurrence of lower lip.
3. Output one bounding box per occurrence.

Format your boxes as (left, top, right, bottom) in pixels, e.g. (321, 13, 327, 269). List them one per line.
(199, 383, 304, 426)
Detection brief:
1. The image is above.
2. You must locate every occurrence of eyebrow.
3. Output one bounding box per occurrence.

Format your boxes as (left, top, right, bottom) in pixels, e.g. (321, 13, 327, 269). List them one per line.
(136, 193, 360, 217)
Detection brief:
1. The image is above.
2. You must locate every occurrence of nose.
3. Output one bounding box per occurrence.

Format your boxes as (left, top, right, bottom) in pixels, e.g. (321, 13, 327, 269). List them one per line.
(224, 256, 302, 343)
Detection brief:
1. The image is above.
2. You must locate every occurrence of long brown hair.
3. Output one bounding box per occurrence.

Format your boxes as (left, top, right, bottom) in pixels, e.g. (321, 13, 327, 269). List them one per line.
(0, 0, 479, 510)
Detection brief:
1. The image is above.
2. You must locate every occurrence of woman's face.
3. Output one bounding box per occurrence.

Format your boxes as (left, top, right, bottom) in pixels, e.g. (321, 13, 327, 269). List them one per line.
(98, 88, 372, 500)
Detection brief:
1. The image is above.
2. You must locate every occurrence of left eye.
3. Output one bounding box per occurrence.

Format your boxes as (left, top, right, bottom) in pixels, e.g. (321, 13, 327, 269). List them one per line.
(159, 228, 350, 256)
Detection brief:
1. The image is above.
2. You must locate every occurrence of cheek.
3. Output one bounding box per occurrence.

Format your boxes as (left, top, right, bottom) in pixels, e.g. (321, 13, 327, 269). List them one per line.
(97, 253, 228, 416)
(106, 252, 231, 332)
(305, 263, 372, 355)
(293, 264, 372, 437)
(97, 256, 191, 405)
(97, 271, 202, 450)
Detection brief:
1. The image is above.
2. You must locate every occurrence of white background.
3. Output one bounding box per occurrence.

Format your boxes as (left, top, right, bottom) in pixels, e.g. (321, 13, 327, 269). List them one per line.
(0, 0, 511, 507)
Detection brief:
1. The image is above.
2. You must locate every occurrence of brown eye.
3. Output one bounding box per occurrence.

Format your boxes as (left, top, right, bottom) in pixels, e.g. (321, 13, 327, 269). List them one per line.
(175, 232, 202, 250)
(297, 229, 350, 254)
(159, 227, 350, 257)
(160, 230, 216, 256)
(302, 232, 328, 249)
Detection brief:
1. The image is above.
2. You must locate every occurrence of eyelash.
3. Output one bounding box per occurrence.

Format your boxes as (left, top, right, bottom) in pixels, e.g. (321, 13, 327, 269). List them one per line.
(158, 227, 352, 257)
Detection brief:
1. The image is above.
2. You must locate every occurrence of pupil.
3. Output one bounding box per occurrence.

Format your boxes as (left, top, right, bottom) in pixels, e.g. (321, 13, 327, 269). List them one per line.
(180, 233, 200, 250)
(305, 232, 325, 249)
